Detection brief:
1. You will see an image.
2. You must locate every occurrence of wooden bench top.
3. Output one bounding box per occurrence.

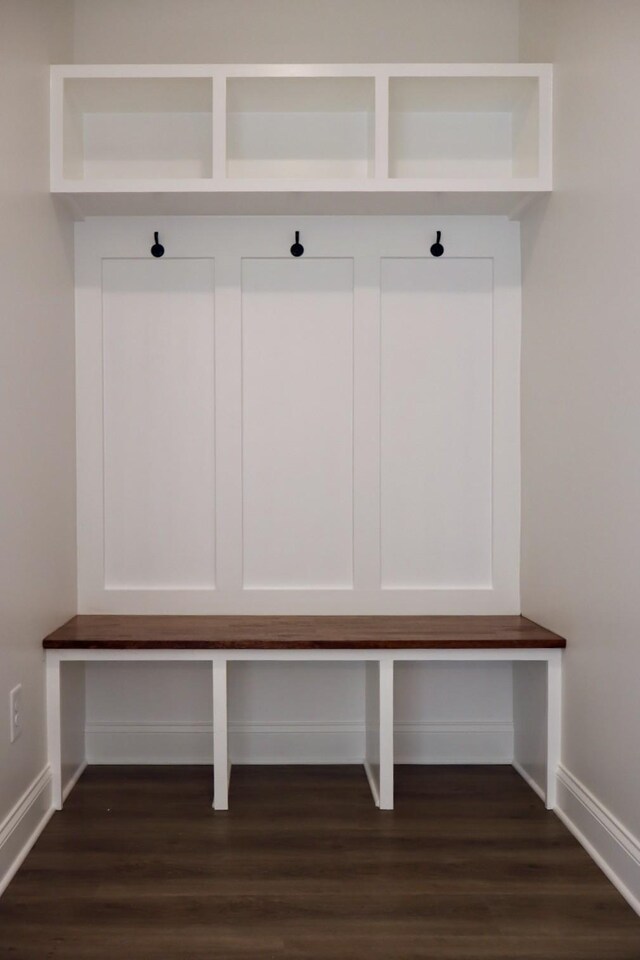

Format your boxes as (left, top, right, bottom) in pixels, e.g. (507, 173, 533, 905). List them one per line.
(43, 615, 565, 650)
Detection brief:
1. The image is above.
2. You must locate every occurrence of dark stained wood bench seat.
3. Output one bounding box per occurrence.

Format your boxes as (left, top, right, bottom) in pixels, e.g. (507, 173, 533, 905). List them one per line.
(43, 614, 565, 650)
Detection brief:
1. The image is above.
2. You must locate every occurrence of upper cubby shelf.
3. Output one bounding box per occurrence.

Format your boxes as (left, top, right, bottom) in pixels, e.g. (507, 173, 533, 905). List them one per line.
(50, 64, 552, 217)
(226, 76, 375, 180)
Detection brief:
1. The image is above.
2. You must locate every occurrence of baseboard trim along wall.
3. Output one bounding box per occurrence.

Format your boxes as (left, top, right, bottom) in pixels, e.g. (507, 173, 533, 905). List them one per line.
(0, 760, 89, 899)
(0, 766, 53, 898)
(555, 764, 640, 917)
(85, 720, 514, 765)
(395, 721, 513, 765)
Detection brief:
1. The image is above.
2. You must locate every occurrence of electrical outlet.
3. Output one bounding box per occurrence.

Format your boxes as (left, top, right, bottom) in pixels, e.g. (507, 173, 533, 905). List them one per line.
(10, 684, 22, 743)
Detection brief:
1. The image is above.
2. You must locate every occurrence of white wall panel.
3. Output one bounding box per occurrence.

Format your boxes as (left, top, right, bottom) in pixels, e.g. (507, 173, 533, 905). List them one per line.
(228, 661, 365, 723)
(395, 661, 512, 722)
(380, 257, 493, 588)
(102, 258, 216, 588)
(241, 258, 354, 588)
(77, 216, 519, 612)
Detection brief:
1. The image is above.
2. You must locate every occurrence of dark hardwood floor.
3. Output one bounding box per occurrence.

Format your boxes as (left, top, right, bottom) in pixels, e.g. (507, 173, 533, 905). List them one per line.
(1, 765, 639, 959)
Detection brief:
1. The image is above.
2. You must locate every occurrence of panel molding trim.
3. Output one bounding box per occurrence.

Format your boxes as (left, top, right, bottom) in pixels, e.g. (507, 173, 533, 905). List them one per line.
(75, 215, 521, 614)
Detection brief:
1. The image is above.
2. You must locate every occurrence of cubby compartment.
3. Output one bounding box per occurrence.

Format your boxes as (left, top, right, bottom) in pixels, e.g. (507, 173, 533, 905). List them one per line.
(228, 661, 366, 764)
(389, 76, 541, 180)
(226, 77, 375, 179)
(62, 77, 213, 180)
(393, 661, 514, 765)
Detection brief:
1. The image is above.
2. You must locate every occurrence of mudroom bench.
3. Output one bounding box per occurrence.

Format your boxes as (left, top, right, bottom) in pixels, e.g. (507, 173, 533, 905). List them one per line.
(43, 615, 565, 812)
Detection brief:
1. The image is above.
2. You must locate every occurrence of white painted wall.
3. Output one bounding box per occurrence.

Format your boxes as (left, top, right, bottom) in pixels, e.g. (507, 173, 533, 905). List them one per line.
(0, 0, 77, 876)
(73, 0, 520, 65)
(520, 0, 640, 907)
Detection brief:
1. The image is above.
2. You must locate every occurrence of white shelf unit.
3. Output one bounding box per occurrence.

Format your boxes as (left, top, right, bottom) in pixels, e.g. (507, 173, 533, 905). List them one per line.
(50, 64, 552, 215)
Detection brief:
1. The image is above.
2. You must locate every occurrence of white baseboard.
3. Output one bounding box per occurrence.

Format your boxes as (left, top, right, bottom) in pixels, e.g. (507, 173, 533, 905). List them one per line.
(0, 759, 89, 899)
(556, 764, 640, 917)
(229, 721, 365, 764)
(396, 721, 513, 764)
(0, 766, 53, 898)
(85, 719, 513, 765)
(86, 721, 363, 764)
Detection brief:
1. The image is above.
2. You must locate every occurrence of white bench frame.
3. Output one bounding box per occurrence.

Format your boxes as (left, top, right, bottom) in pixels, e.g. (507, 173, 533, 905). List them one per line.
(45, 647, 562, 813)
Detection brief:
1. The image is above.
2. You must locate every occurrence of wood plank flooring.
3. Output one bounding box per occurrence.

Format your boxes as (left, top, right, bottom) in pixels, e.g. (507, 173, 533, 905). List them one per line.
(1, 765, 639, 959)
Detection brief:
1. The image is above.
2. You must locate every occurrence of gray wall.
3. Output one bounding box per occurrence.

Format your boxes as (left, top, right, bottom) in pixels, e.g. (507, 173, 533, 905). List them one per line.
(520, 0, 640, 860)
(0, 0, 76, 825)
(73, 0, 519, 63)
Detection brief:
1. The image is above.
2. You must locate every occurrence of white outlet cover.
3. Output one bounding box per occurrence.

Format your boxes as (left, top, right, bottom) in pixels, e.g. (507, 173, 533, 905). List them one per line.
(10, 684, 22, 743)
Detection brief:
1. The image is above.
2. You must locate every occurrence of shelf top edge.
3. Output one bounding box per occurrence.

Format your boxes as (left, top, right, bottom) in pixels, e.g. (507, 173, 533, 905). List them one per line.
(51, 62, 553, 77)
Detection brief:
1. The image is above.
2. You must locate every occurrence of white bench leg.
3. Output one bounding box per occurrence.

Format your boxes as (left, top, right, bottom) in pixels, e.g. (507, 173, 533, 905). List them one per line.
(546, 651, 562, 809)
(46, 655, 63, 810)
(212, 659, 229, 811)
(364, 658, 394, 810)
(378, 659, 394, 810)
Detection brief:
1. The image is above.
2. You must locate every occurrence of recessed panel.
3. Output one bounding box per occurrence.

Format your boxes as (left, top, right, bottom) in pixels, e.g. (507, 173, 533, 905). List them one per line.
(381, 257, 493, 588)
(103, 259, 216, 588)
(242, 259, 354, 588)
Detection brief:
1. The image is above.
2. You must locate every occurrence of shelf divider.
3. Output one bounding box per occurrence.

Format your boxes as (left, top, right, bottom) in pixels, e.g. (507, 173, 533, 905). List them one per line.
(374, 74, 389, 181)
(212, 74, 226, 181)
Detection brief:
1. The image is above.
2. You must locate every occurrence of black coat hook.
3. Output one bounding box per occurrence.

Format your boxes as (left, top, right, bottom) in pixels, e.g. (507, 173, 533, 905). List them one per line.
(290, 231, 304, 258)
(430, 230, 444, 258)
(150, 232, 165, 258)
